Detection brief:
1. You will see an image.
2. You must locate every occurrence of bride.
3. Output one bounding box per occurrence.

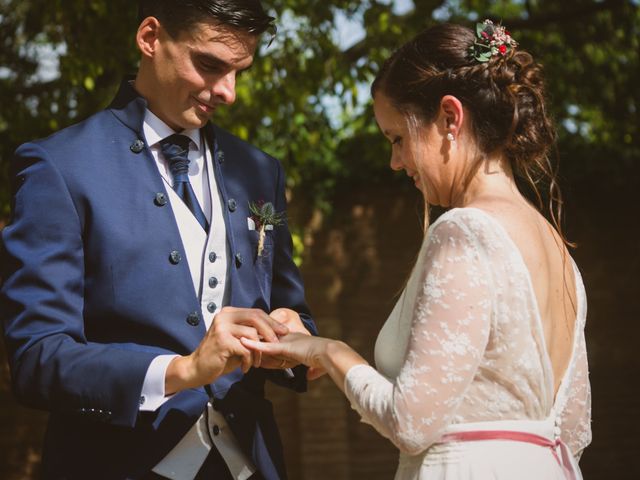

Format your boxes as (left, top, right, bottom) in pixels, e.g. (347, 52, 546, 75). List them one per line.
(245, 21, 591, 479)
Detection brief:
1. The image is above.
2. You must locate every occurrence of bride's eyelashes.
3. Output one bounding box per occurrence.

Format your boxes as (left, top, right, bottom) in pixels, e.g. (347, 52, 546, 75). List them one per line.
(391, 136, 403, 146)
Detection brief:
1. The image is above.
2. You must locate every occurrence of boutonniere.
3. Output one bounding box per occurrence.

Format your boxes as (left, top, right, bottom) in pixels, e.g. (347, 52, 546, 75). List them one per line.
(249, 200, 285, 256)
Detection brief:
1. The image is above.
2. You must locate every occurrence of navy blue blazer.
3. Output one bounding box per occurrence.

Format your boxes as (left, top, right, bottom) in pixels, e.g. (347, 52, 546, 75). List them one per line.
(0, 80, 316, 479)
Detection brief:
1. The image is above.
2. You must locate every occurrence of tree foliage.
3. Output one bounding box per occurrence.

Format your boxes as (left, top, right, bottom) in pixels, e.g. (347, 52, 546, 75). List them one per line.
(0, 0, 638, 219)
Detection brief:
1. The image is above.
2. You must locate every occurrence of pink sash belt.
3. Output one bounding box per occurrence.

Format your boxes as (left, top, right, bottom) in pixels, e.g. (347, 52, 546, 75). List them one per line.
(440, 430, 577, 480)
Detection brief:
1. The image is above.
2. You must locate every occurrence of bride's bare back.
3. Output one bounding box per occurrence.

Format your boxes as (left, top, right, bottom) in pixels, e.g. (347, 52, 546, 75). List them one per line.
(469, 196, 578, 398)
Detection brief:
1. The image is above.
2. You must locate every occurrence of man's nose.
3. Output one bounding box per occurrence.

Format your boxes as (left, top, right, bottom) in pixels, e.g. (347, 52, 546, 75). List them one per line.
(212, 72, 237, 105)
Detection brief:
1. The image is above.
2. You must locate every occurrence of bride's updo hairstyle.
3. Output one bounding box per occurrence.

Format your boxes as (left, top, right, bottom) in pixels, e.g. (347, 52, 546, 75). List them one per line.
(372, 22, 569, 243)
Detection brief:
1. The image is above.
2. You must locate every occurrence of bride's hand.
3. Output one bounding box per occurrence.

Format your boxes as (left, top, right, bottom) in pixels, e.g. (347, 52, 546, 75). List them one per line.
(307, 366, 328, 381)
(240, 333, 331, 370)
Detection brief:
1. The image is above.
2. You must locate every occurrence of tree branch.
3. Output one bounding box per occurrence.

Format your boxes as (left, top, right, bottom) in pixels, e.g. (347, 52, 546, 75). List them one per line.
(341, 0, 632, 64)
(501, 0, 631, 29)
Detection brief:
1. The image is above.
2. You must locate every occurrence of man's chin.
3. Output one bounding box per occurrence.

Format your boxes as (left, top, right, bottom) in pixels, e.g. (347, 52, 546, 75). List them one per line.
(182, 110, 212, 129)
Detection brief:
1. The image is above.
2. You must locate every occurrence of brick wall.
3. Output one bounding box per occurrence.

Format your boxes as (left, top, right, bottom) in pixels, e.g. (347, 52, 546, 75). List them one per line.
(1, 182, 638, 479)
(266, 183, 640, 479)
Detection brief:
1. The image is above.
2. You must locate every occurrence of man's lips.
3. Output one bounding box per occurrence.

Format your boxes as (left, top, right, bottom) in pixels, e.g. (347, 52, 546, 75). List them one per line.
(192, 97, 216, 113)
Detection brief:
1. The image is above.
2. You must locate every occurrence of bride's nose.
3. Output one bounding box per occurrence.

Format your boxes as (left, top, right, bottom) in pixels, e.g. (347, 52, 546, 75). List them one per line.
(390, 152, 404, 171)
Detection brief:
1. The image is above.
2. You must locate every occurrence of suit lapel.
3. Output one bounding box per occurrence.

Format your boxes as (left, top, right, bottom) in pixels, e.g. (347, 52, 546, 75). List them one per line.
(108, 79, 207, 341)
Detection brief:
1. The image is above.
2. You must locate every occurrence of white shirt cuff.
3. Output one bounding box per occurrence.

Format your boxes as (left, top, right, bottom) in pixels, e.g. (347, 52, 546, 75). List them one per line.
(139, 354, 179, 412)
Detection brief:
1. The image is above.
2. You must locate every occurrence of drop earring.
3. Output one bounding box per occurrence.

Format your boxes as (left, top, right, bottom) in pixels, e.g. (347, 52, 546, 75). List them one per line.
(446, 132, 456, 147)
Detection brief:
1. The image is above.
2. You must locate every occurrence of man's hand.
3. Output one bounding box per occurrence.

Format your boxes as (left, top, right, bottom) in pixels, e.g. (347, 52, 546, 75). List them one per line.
(269, 308, 311, 335)
(165, 307, 289, 395)
(260, 308, 311, 370)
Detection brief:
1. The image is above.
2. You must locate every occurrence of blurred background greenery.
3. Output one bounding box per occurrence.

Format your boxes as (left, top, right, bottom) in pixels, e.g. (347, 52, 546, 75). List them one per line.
(1, 0, 639, 478)
(1, 0, 637, 216)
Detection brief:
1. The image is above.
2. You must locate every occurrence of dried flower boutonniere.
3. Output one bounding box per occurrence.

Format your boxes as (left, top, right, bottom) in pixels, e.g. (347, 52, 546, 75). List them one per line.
(249, 200, 285, 256)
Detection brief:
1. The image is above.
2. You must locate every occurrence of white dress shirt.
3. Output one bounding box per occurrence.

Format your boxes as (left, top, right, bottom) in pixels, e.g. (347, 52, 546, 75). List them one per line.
(138, 110, 256, 480)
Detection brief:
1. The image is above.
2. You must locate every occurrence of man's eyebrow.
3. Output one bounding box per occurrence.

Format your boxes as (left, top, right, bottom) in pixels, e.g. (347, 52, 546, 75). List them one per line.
(193, 52, 253, 71)
(193, 52, 231, 68)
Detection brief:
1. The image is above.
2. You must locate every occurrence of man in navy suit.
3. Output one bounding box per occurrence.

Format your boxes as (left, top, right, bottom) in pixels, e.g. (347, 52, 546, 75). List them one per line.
(0, 1, 316, 479)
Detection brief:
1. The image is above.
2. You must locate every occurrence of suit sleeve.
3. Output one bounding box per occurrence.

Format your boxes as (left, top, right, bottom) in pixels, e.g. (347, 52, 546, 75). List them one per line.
(0, 142, 157, 427)
(265, 159, 317, 391)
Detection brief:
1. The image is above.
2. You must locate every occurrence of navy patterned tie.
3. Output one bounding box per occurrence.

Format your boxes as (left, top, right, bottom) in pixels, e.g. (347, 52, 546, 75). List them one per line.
(160, 134, 209, 232)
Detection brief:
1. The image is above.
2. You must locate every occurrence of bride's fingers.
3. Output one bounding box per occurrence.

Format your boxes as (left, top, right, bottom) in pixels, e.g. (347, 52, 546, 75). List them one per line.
(240, 337, 284, 355)
(259, 355, 296, 369)
(307, 366, 327, 381)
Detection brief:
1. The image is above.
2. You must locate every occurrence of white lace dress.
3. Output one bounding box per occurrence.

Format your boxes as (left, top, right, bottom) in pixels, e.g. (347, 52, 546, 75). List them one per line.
(344, 208, 591, 479)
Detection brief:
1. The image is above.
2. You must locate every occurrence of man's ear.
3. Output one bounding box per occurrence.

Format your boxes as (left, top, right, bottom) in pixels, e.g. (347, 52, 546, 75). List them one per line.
(136, 16, 162, 58)
(439, 95, 464, 140)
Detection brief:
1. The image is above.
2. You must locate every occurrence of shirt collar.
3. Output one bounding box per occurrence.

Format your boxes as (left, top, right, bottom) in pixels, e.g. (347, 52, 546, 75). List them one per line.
(143, 109, 201, 150)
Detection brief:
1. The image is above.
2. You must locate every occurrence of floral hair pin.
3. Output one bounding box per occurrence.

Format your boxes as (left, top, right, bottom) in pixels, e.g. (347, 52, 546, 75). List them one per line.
(469, 19, 517, 63)
(249, 200, 284, 256)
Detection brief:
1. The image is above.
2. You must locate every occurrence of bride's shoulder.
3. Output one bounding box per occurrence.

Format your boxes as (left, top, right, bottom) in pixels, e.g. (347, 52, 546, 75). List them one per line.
(425, 207, 509, 256)
(430, 207, 499, 235)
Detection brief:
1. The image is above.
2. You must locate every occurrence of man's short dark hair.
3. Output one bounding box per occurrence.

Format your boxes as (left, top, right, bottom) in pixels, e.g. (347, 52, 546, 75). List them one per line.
(138, 0, 276, 37)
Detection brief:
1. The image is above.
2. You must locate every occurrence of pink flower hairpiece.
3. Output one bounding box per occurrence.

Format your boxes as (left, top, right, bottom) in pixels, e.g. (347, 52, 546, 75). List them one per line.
(469, 19, 517, 63)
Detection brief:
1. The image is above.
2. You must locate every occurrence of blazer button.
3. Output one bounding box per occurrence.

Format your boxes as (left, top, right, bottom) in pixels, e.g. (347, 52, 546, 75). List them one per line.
(130, 139, 145, 153)
(217, 150, 225, 163)
(154, 193, 168, 206)
(208, 277, 218, 289)
(212, 425, 221, 436)
(207, 302, 216, 313)
(187, 312, 200, 327)
(209, 252, 217, 263)
(169, 250, 182, 265)
(227, 198, 237, 212)
(235, 253, 243, 267)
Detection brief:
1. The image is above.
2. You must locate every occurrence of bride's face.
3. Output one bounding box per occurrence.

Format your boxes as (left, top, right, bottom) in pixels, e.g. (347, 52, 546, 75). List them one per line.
(373, 93, 448, 205)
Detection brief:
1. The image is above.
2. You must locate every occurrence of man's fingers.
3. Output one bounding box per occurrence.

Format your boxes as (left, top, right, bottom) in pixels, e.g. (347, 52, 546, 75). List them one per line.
(240, 350, 253, 373)
(269, 308, 288, 323)
(253, 315, 288, 342)
(264, 314, 289, 337)
(232, 310, 287, 342)
(228, 324, 261, 341)
(252, 349, 262, 369)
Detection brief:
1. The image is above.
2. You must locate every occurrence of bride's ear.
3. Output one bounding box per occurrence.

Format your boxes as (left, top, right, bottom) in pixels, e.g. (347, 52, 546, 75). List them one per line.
(439, 95, 464, 141)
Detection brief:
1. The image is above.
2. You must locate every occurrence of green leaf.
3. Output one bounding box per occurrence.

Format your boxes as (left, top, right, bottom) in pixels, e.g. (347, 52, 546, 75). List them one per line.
(83, 76, 95, 91)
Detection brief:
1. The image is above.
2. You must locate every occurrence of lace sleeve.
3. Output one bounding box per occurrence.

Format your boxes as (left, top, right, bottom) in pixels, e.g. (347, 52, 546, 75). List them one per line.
(558, 319, 592, 459)
(344, 216, 493, 455)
